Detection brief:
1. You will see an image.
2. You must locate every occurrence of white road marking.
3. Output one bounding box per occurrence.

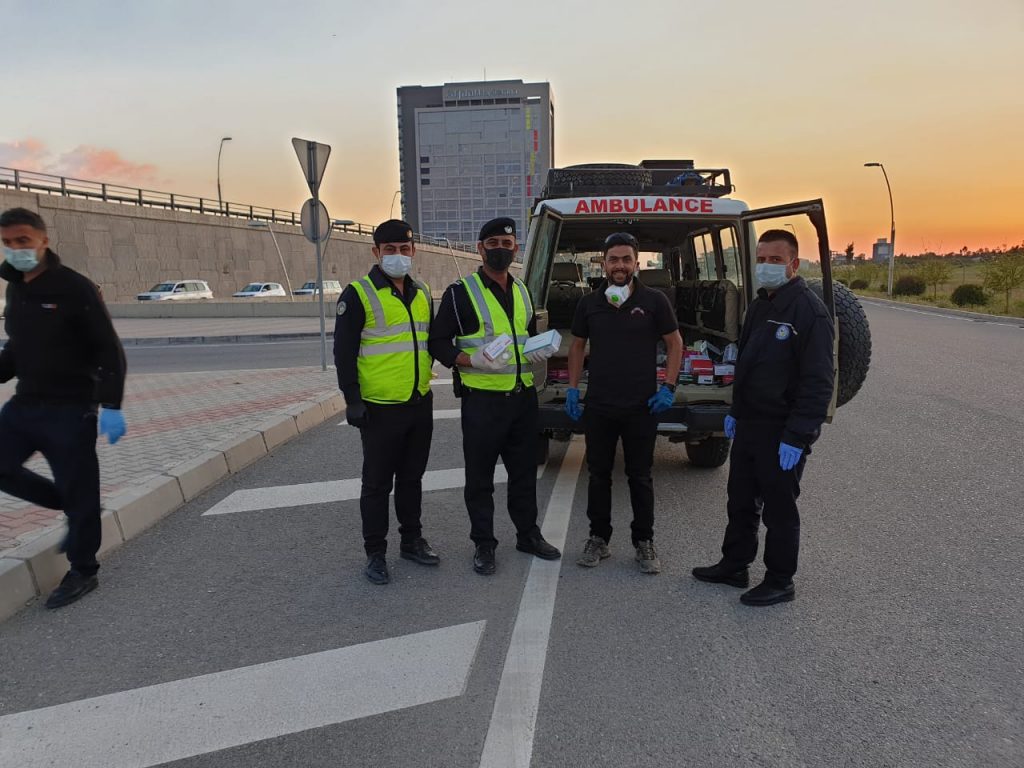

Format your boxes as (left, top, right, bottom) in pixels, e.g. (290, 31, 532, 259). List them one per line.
(202, 463, 545, 516)
(479, 437, 586, 768)
(339, 408, 460, 426)
(860, 298, 1024, 328)
(430, 378, 453, 386)
(0, 621, 486, 768)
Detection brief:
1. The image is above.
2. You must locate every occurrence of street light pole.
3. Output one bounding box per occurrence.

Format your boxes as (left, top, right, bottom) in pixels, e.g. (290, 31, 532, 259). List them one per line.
(389, 189, 401, 219)
(865, 162, 896, 295)
(247, 220, 293, 301)
(217, 137, 232, 214)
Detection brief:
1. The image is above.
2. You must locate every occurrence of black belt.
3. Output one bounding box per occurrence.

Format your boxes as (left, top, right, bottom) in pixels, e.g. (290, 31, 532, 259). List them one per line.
(462, 382, 530, 397)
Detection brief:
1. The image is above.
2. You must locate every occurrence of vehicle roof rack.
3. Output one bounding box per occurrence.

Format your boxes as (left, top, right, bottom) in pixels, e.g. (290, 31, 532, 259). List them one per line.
(539, 163, 733, 203)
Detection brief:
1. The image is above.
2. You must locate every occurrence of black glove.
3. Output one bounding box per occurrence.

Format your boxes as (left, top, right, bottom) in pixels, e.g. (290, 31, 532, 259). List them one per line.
(346, 399, 369, 429)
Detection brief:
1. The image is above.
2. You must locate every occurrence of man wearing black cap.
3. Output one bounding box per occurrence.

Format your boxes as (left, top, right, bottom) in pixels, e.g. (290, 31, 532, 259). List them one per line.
(428, 217, 560, 575)
(333, 219, 439, 585)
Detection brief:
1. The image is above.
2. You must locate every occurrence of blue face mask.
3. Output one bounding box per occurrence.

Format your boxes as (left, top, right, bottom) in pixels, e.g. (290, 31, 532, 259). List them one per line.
(3, 246, 40, 272)
(756, 262, 790, 289)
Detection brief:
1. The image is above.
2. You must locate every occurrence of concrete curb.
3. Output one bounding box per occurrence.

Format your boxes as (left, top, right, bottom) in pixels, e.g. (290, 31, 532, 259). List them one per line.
(0, 390, 345, 623)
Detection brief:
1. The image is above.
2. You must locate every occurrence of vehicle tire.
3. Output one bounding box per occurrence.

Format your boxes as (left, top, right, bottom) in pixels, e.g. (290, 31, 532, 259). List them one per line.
(806, 278, 872, 407)
(536, 434, 550, 466)
(546, 163, 652, 192)
(685, 437, 731, 468)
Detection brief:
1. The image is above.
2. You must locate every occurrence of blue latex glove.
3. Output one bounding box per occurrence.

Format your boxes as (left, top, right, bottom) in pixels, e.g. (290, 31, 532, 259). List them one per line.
(565, 387, 583, 422)
(99, 408, 126, 445)
(724, 414, 737, 439)
(647, 384, 674, 415)
(779, 442, 803, 471)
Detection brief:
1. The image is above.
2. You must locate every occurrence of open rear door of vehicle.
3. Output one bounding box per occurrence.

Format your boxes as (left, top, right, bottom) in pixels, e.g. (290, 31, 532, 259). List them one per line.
(521, 206, 565, 394)
(740, 199, 838, 419)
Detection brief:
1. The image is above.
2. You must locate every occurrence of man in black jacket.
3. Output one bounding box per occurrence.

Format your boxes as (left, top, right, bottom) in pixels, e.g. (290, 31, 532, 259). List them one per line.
(0, 207, 127, 609)
(693, 229, 835, 606)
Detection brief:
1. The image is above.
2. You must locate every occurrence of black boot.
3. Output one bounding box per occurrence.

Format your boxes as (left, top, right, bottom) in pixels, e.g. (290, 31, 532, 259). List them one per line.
(515, 533, 561, 560)
(400, 537, 440, 566)
(473, 544, 496, 575)
(691, 562, 750, 588)
(45, 570, 99, 609)
(740, 579, 795, 606)
(364, 553, 390, 585)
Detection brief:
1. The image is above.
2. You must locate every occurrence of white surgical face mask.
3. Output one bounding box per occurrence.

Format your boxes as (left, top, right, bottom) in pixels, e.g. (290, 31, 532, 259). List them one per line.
(605, 283, 630, 307)
(756, 262, 790, 289)
(3, 246, 40, 272)
(380, 253, 412, 278)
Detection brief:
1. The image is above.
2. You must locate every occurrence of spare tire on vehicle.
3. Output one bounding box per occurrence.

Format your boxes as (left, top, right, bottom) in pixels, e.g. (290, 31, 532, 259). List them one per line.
(545, 163, 652, 194)
(806, 278, 871, 407)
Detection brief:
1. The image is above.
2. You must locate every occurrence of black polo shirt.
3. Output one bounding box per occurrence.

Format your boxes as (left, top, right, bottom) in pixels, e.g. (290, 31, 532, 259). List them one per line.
(571, 278, 678, 409)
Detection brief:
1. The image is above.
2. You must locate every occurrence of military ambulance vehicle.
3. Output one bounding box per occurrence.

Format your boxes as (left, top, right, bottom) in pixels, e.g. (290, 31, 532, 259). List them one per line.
(520, 161, 872, 466)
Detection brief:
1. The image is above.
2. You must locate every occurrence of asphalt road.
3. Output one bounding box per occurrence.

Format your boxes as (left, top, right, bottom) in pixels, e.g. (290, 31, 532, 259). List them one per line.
(125, 338, 328, 373)
(1, 302, 1022, 767)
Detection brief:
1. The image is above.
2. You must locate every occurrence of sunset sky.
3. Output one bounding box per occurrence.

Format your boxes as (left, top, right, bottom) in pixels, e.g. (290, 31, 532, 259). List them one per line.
(3, 0, 1022, 255)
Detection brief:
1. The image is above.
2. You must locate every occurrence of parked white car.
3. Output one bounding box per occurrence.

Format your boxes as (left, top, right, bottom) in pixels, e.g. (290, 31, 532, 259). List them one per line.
(136, 280, 214, 301)
(293, 280, 343, 296)
(233, 282, 287, 298)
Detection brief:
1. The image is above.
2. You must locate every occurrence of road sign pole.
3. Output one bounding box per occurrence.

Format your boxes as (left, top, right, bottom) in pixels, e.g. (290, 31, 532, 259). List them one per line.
(309, 144, 328, 371)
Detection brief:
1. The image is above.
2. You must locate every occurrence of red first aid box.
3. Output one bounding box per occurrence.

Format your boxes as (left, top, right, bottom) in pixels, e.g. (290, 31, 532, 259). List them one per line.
(690, 358, 714, 377)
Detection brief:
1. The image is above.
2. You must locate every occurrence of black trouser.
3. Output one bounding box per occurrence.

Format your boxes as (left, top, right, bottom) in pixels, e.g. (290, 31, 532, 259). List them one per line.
(0, 398, 101, 577)
(461, 386, 541, 547)
(583, 404, 657, 545)
(721, 420, 808, 583)
(359, 397, 433, 555)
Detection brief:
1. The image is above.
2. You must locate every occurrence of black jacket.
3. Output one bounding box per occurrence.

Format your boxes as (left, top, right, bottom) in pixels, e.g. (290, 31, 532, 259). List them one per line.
(1, 250, 126, 408)
(730, 276, 835, 448)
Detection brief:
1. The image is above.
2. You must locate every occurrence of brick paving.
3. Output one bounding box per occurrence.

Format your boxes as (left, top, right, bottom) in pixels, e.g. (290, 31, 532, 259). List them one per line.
(0, 367, 338, 553)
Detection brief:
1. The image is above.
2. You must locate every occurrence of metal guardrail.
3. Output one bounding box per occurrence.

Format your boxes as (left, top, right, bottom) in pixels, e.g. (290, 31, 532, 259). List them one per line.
(0, 166, 477, 253)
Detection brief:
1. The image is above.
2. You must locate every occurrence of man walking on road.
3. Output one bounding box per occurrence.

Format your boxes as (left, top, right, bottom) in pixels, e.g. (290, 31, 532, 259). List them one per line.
(0, 207, 127, 609)
(428, 217, 560, 575)
(693, 229, 835, 606)
(565, 232, 682, 574)
(333, 219, 439, 585)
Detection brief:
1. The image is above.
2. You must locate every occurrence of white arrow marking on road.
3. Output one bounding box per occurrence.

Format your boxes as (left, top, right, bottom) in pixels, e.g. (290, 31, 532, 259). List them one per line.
(0, 621, 485, 768)
(479, 437, 585, 768)
(202, 463, 544, 516)
(339, 408, 460, 426)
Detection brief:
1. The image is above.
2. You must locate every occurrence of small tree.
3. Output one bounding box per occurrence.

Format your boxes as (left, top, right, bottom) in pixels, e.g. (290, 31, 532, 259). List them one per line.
(983, 251, 1024, 313)
(845, 242, 855, 263)
(917, 259, 953, 299)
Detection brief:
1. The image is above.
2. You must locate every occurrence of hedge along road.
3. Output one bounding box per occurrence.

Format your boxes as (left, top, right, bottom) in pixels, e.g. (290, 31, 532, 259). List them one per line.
(1, 303, 1022, 767)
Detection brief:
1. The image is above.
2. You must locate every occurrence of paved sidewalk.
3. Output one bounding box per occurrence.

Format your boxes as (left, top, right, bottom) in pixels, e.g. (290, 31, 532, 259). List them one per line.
(0, 367, 339, 553)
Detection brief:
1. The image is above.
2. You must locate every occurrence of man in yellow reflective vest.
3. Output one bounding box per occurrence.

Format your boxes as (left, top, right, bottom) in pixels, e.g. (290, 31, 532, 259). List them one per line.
(429, 217, 560, 575)
(333, 219, 439, 585)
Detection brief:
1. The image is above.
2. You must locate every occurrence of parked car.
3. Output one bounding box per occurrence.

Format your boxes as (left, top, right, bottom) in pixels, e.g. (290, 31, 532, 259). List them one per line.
(233, 282, 286, 298)
(137, 280, 214, 301)
(293, 280, 343, 296)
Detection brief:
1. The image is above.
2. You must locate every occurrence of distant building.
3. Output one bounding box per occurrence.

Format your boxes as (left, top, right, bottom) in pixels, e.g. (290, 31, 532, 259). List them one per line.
(396, 80, 555, 245)
(872, 238, 891, 263)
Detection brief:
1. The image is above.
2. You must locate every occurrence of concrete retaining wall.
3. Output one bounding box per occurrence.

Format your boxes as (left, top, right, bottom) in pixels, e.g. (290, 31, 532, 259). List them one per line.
(0, 188, 501, 304)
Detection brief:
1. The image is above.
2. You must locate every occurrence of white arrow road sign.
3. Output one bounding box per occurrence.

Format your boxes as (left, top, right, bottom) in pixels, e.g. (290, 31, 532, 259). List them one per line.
(0, 621, 485, 768)
(201, 463, 543, 517)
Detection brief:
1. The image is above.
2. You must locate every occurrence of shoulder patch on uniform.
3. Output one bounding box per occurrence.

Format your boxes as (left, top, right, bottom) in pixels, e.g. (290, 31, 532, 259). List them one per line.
(337, 301, 347, 316)
(775, 324, 790, 340)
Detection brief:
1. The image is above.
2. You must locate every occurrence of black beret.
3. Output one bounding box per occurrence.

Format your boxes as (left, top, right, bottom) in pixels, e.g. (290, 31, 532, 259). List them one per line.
(478, 217, 517, 242)
(373, 219, 414, 245)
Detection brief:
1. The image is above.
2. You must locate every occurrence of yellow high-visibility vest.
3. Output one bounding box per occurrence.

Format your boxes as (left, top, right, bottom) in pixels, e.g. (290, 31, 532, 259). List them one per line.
(456, 272, 534, 391)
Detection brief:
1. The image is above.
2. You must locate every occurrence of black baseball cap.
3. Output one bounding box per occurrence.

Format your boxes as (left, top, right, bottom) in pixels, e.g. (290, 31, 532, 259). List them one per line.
(478, 217, 517, 241)
(373, 219, 414, 245)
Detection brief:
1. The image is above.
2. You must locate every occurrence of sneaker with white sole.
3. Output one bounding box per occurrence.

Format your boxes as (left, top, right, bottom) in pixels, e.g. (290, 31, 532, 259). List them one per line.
(576, 535, 611, 567)
(634, 540, 661, 574)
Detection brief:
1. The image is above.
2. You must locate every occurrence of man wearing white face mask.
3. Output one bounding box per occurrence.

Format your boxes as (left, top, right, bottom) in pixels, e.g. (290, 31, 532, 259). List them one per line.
(566, 232, 682, 574)
(333, 219, 439, 585)
(693, 229, 835, 606)
(0, 207, 127, 609)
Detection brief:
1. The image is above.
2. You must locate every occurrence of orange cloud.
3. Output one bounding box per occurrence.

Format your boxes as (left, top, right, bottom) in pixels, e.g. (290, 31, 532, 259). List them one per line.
(0, 138, 160, 186)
